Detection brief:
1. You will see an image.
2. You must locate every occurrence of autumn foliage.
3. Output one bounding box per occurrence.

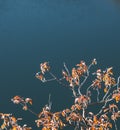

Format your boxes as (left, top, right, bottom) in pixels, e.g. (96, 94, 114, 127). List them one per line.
(0, 59, 120, 130)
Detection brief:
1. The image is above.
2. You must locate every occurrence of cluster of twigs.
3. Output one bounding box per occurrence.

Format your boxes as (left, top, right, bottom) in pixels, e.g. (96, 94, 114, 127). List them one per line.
(0, 113, 32, 130)
(1, 59, 120, 130)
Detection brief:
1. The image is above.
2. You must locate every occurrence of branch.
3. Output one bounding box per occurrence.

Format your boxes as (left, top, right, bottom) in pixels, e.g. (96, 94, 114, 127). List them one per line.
(101, 83, 118, 102)
(101, 86, 111, 102)
(113, 108, 118, 130)
(19, 103, 38, 117)
(96, 88, 100, 102)
(117, 76, 120, 89)
(49, 71, 68, 87)
(63, 62, 70, 77)
(96, 98, 113, 117)
(78, 64, 92, 95)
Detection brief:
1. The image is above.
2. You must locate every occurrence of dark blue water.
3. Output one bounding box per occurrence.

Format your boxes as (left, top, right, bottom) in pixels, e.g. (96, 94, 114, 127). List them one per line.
(0, 0, 120, 129)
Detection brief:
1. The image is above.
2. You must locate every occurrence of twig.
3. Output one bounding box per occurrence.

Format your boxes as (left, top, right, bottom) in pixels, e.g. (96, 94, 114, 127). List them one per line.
(96, 98, 113, 117)
(71, 88, 77, 98)
(113, 108, 118, 130)
(78, 75, 88, 95)
(45, 78, 56, 82)
(105, 93, 112, 101)
(20, 103, 38, 117)
(113, 119, 118, 130)
(78, 64, 92, 96)
(101, 86, 111, 102)
(59, 77, 65, 81)
(49, 72, 78, 98)
(48, 93, 52, 111)
(117, 76, 120, 89)
(88, 100, 105, 106)
(63, 62, 70, 76)
(96, 88, 100, 102)
(101, 83, 118, 102)
(86, 85, 92, 96)
(27, 108, 38, 117)
(49, 72, 69, 87)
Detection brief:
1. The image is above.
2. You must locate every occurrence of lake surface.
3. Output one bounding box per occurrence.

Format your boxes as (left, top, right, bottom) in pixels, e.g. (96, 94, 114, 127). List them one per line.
(0, 0, 120, 129)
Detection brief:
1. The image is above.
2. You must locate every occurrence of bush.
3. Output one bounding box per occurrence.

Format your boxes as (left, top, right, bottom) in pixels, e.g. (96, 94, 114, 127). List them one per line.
(1, 59, 120, 130)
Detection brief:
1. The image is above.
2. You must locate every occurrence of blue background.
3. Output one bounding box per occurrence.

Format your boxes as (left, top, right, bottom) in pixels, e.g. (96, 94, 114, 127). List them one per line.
(0, 0, 120, 129)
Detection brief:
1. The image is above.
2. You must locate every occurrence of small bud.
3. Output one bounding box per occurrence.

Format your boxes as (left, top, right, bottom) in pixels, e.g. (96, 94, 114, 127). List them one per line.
(92, 58, 97, 65)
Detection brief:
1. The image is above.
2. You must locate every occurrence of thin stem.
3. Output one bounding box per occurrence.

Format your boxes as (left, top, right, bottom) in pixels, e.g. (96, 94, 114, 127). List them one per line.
(96, 101, 108, 117)
(71, 88, 77, 98)
(45, 78, 56, 82)
(86, 85, 92, 96)
(101, 86, 111, 101)
(78, 64, 92, 95)
(63, 62, 70, 76)
(117, 76, 120, 89)
(114, 120, 118, 130)
(78, 75, 88, 95)
(105, 93, 112, 101)
(96, 98, 113, 117)
(48, 93, 52, 111)
(20, 103, 38, 117)
(113, 108, 118, 130)
(96, 88, 100, 102)
(88, 100, 105, 106)
(82, 108, 85, 118)
(27, 108, 38, 117)
(49, 72, 77, 98)
(49, 71, 69, 87)
(59, 77, 65, 81)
